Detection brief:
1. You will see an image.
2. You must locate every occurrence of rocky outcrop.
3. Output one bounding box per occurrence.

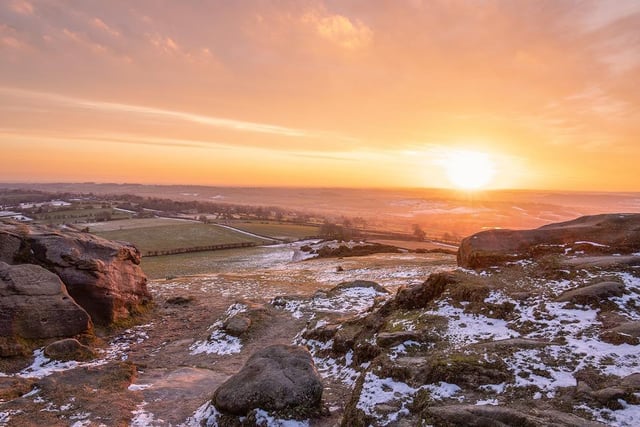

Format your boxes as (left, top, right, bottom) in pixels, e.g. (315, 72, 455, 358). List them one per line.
(555, 281, 625, 305)
(457, 213, 640, 269)
(213, 344, 323, 416)
(0, 262, 92, 357)
(0, 223, 150, 326)
(382, 272, 458, 312)
(423, 405, 604, 426)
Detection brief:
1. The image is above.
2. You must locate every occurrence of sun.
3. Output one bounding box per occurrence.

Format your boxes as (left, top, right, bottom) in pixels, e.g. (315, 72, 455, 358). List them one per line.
(444, 150, 495, 190)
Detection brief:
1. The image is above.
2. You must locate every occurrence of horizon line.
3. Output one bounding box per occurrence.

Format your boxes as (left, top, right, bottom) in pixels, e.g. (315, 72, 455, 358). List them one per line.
(1, 181, 639, 195)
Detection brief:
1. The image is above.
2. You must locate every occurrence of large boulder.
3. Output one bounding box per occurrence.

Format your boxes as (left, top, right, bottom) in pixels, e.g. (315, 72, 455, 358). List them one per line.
(0, 262, 92, 356)
(457, 213, 640, 269)
(0, 223, 150, 326)
(213, 344, 323, 416)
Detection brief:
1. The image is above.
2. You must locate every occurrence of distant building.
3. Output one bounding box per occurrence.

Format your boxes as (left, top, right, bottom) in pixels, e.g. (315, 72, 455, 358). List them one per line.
(0, 211, 33, 222)
(19, 200, 72, 209)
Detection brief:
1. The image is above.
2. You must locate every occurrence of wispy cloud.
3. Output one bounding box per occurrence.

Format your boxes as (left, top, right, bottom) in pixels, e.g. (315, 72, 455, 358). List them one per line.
(0, 87, 350, 140)
(301, 6, 373, 50)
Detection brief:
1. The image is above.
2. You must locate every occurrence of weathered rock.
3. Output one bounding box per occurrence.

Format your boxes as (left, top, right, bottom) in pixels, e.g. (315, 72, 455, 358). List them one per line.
(382, 272, 458, 312)
(213, 344, 323, 416)
(44, 338, 97, 361)
(555, 281, 624, 305)
(376, 331, 422, 347)
(562, 255, 640, 269)
(223, 314, 252, 337)
(590, 387, 629, 409)
(0, 377, 35, 400)
(620, 372, 640, 389)
(601, 321, 640, 345)
(302, 321, 342, 341)
(457, 213, 640, 269)
(0, 223, 151, 326)
(329, 280, 389, 295)
(423, 405, 604, 426)
(0, 262, 92, 356)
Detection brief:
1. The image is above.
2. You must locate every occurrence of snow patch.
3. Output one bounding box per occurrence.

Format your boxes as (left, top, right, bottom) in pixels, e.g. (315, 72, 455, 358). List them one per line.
(131, 401, 162, 426)
(253, 409, 310, 427)
(190, 303, 246, 355)
(356, 372, 418, 425)
(426, 300, 518, 347)
(181, 401, 220, 427)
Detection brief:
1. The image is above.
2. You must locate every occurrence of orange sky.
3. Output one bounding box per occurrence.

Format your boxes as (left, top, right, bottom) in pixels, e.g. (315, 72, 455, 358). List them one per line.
(1, 0, 639, 191)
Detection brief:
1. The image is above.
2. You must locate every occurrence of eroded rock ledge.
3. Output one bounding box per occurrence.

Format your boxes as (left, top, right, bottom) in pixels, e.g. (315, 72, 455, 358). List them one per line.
(457, 213, 640, 269)
(0, 222, 151, 326)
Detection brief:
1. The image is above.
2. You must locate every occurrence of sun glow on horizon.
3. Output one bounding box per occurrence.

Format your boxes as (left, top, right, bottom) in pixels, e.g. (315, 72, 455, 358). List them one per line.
(444, 150, 495, 190)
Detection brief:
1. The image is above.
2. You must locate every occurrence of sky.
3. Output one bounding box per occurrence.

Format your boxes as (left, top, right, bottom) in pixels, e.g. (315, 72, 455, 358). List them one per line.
(1, 0, 639, 191)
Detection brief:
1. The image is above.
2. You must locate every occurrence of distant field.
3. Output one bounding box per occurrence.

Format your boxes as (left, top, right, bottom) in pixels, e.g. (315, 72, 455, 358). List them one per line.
(33, 208, 132, 225)
(95, 223, 270, 254)
(224, 221, 319, 240)
(87, 217, 193, 232)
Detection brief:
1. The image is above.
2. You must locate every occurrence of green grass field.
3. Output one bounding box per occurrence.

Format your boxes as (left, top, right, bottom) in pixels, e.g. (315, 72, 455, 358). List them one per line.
(86, 217, 190, 232)
(32, 208, 132, 225)
(225, 221, 319, 240)
(95, 223, 270, 254)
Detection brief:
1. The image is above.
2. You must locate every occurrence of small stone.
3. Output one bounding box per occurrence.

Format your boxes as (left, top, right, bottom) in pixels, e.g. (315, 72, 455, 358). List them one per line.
(223, 314, 252, 337)
(44, 338, 97, 361)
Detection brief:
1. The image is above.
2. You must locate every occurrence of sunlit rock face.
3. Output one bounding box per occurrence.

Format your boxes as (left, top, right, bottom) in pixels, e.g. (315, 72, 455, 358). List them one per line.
(0, 262, 92, 357)
(457, 213, 640, 269)
(213, 344, 323, 416)
(0, 223, 151, 326)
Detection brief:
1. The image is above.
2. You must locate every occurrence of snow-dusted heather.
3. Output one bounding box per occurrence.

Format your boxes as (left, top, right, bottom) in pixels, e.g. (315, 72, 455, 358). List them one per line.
(296, 337, 360, 386)
(476, 398, 499, 406)
(388, 340, 422, 360)
(356, 372, 419, 425)
(577, 399, 640, 427)
(181, 401, 220, 427)
(128, 383, 153, 391)
(3, 321, 154, 382)
(425, 299, 518, 347)
(189, 303, 247, 355)
(105, 323, 153, 361)
(479, 383, 507, 394)
(0, 410, 22, 426)
(190, 330, 242, 355)
(388, 318, 417, 332)
(19, 349, 90, 379)
(130, 401, 163, 426)
(423, 382, 463, 401)
(558, 338, 640, 378)
(354, 374, 463, 425)
(507, 348, 576, 397)
(253, 409, 310, 427)
(69, 412, 91, 423)
(278, 285, 389, 319)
